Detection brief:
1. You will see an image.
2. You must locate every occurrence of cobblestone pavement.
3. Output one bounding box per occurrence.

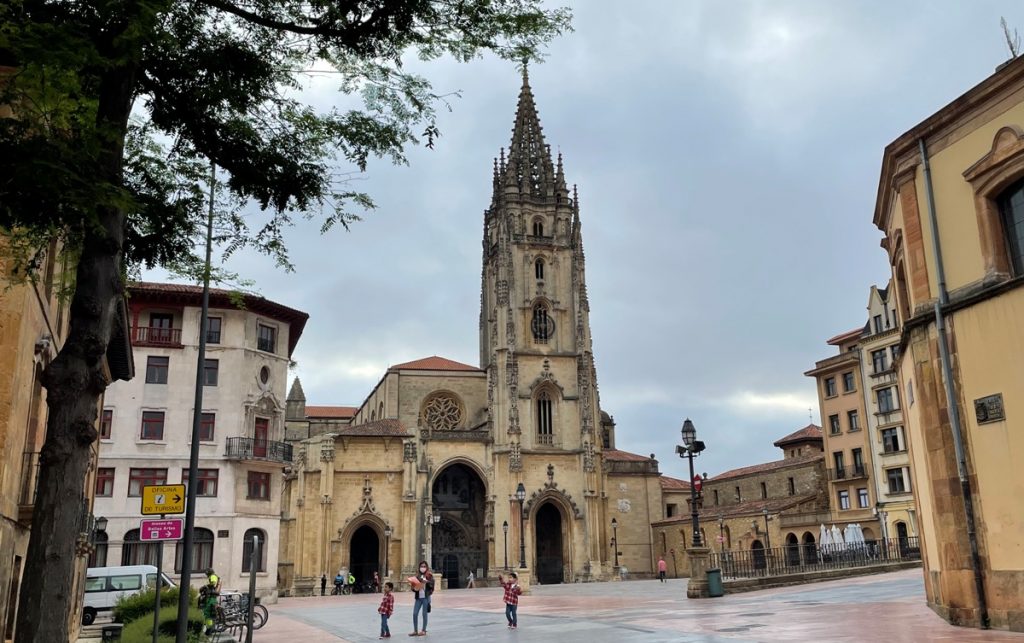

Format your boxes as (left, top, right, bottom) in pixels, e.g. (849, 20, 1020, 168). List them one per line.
(252, 570, 1023, 642)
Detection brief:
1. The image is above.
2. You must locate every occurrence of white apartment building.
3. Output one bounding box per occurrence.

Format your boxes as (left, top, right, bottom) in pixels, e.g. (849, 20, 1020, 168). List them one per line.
(859, 281, 917, 544)
(92, 282, 307, 600)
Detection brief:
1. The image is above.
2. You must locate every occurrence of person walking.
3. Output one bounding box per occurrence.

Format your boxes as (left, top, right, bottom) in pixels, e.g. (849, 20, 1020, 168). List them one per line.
(409, 560, 434, 636)
(657, 556, 667, 583)
(321, 574, 327, 596)
(498, 572, 522, 629)
(378, 582, 395, 639)
(373, 571, 382, 593)
(466, 570, 475, 589)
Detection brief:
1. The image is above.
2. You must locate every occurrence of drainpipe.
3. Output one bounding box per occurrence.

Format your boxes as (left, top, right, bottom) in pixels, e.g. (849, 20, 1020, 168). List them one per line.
(918, 138, 990, 629)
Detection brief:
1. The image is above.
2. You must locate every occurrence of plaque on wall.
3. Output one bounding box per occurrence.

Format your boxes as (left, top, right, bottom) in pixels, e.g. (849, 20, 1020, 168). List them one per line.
(974, 394, 1005, 424)
(218, 530, 230, 538)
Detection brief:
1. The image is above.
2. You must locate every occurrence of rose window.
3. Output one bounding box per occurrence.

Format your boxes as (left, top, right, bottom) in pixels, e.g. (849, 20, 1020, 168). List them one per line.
(422, 394, 463, 430)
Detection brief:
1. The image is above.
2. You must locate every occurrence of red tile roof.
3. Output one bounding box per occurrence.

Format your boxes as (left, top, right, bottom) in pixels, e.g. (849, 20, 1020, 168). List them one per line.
(602, 449, 654, 462)
(773, 424, 823, 447)
(652, 494, 817, 526)
(306, 406, 357, 419)
(711, 452, 823, 481)
(826, 327, 864, 345)
(128, 281, 309, 356)
(335, 419, 409, 437)
(659, 476, 691, 491)
(390, 356, 482, 372)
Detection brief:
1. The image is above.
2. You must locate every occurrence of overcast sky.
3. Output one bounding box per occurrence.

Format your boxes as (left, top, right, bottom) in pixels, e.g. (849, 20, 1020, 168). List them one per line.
(149, 1, 1024, 482)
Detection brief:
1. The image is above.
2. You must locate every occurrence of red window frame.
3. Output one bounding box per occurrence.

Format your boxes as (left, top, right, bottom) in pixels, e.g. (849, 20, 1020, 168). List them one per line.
(247, 471, 270, 500)
(95, 468, 115, 497)
(128, 468, 167, 496)
(199, 412, 215, 442)
(182, 468, 219, 497)
(99, 409, 113, 439)
(140, 411, 165, 440)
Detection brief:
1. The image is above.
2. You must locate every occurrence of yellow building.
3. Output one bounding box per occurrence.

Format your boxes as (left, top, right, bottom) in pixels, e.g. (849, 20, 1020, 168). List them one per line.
(806, 331, 883, 540)
(0, 240, 133, 640)
(873, 54, 1024, 631)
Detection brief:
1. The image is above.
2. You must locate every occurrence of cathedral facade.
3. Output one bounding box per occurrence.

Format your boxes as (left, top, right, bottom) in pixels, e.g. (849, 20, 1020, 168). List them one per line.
(278, 73, 669, 594)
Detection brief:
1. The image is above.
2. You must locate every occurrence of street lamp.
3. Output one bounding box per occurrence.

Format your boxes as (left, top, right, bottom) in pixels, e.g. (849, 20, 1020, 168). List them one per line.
(611, 518, 620, 568)
(675, 418, 706, 547)
(761, 508, 771, 549)
(384, 525, 392, 580)
(502, 521, 509, 570)
(95, 516, 108, 534)
(515, 482, 527, 569)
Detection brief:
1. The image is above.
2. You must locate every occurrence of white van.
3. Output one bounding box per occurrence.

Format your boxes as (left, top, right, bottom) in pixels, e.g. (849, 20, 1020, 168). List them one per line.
(83, 565, 176, 625)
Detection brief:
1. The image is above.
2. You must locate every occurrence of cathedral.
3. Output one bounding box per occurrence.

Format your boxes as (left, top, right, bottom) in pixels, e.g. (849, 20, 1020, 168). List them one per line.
(278, 72, 681, 594)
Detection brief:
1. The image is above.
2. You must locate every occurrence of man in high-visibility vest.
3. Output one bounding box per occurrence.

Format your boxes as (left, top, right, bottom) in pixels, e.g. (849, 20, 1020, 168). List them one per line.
(201, 568, 221, 633)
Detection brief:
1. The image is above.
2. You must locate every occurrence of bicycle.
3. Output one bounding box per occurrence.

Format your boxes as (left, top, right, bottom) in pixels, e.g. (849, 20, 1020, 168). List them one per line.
(213, 592, 267, 631)
(330, 584, 352, 595)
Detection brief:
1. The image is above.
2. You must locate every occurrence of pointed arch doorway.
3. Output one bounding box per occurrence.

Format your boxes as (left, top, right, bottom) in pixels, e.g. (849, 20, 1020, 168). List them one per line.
(431, 463, 488, 588)
(350, 525, 380, 587)
(535, 502, 564, 584)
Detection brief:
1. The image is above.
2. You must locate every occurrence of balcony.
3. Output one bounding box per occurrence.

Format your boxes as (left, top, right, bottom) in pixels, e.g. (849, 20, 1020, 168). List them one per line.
(132, 326, 183, 348)
(828, 465, 868, 481)
(225, 437, 292, 464)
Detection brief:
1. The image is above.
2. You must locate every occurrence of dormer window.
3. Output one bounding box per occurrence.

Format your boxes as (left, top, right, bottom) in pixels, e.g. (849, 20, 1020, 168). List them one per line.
(535, 258, 545, 280)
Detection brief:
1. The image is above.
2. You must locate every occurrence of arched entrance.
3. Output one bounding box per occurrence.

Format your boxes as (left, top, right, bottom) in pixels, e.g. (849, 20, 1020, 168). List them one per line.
(431, 463, 487, 588)
(785, 533, 801, 566)
(751, 540, 766, 571)
(801, 532, 816, 564)
(534, 502, 564, 584)
(350, 525, 380, 588)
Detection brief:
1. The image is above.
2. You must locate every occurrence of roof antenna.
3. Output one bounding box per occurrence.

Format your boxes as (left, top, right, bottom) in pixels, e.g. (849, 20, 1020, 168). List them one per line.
(808, 408, 813, 423)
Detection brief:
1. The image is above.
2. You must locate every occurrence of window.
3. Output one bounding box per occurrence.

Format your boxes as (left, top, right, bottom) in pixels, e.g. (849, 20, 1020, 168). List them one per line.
(788, 477, 796, 496)
(838, 490, 850, 510)
(531, 303, 553, 343)
(871, 349, 888, 374)
(887, 468, 909, 494)
(535, 258, 544, 280)
(140, 411, 165, 440)
(734, 486, 741, 502)
(532, 218, 544, 237)
(247, 471, 270, 500)
(95, 468, 115, 497)
(847, 410, 860, 431)
(182, 468, 219, 497)
(175, 528, 214, 573)
(882, 427, 902, 453)
(873, 314, 883, 334)
(891, 345, 900, 362)
(713, 489, 719, 506)
(145, 356, 169, 384)
(199, 412, 215, 442)
(824, 377, 837, 397)
(760, 482, 767, 499)
(997, 179, 1024, 274)
(99, 409, 113, 439)
(842, 372, 855, 393)
(121, 530, 160, 566)
(128, 468, 167, 496)
(877, 387, 896, 413)
(852, 448, 865, 476)
(257, 323, 276, 353)
(536, 390, 553, 445)
(666, 503, 677, 518)
(203, 359, 219, 386)
(88, 532, 108, 568)
(204, 316, 222, 344)
(148, 313, 174, 344)
(857, 488, 870, 508)
(833, 452, 845, 477)
(829, 414, 841, 435)
(242, 528, 267, 572)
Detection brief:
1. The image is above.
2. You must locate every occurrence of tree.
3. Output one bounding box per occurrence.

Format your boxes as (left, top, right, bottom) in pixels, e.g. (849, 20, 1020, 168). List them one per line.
(0, 2, 571, 641)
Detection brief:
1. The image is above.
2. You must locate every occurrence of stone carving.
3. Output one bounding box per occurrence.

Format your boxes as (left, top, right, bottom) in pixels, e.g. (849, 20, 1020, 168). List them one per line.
(509, 442, 522, 471)
(403, 441, 417, 463)
(320, 441, 335, 462)
(617, 498, 631, 513)
(523, 482, 583, 519)
(422, 393, 464, 430)
(618, 482, 628, 492)
(583, 441, 595, 472)
(547, 463, 555, 483)
(497, 280, 509, 306)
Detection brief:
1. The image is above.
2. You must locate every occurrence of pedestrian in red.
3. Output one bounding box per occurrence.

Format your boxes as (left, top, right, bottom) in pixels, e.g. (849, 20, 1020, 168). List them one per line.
(498, 572, 522, 629)
(657, 556, 667, 582)
(378, 582, 395, 638)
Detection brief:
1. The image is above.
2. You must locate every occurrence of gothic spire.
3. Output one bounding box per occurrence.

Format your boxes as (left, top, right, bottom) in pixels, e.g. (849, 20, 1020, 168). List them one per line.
(504, 66, 556, 196)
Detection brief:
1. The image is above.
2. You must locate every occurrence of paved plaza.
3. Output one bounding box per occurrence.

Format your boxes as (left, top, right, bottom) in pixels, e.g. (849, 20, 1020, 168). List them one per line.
(250, 570, 1023, 642)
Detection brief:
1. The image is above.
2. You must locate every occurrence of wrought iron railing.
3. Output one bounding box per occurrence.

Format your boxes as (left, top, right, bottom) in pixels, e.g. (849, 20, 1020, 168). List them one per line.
(132, 326, 182, 347)
(225, 437, 292, 464)
(710, 536, 921, 580)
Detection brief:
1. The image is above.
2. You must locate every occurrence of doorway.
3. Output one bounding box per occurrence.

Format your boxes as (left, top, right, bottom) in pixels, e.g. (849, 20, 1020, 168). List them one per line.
(431, 464, 487, 585)
(350, 525, 380, 589)
(253, 417, 268, 458)
(535, 503, 564, 584)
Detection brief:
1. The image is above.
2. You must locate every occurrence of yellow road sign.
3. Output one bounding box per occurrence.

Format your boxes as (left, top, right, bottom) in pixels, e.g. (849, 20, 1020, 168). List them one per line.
(141, 484, 186, 515)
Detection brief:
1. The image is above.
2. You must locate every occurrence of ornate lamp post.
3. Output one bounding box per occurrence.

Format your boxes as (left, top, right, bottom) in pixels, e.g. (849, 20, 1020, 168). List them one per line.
(611, 518, 620, 568)
(515, 483, 527, 569)
(502, 520, 509, 570)
(384, 525, 392, 579)
(676, 419, 706, 547)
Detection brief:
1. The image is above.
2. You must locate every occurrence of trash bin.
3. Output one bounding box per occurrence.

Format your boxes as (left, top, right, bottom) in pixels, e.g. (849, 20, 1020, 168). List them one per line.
(100, 624, 123, 642)
(706, 568, 724, 598)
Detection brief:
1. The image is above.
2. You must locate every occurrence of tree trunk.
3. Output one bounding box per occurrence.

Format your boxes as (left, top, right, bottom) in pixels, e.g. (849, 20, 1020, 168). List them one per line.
(13, 52, 138, 643)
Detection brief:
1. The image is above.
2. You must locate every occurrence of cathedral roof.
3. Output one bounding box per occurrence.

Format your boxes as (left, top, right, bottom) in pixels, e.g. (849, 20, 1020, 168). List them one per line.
(306, 405, 357, 419)
(659, 475, 691, 491)
(773, 424, 823, 447)
(602, 449, 654, 462)
(334, 418, 409, 437)
(390, 356, 482, 372)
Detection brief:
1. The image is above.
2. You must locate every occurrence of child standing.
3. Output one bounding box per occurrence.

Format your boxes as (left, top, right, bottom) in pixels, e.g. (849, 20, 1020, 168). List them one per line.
(378, 582, 395, 639)
(497, 572, 522, 629)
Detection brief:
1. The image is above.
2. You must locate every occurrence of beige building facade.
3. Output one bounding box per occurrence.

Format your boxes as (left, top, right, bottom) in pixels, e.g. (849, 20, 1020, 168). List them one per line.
(873, 55, 1024, 631)
(279, 74, 665, 594)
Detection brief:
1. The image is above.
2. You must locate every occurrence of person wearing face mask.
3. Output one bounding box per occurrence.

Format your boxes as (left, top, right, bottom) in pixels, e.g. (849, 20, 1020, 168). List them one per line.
(409, 560, 434, 636)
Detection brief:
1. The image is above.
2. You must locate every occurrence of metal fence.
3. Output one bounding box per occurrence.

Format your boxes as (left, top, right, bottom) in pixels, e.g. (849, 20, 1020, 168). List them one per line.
(710, 537, 921, 579)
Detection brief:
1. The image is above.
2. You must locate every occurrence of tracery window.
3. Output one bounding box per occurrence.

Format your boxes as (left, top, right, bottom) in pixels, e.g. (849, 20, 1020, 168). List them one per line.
(537, 390, 553, 445)
(421, 393, 464, 430)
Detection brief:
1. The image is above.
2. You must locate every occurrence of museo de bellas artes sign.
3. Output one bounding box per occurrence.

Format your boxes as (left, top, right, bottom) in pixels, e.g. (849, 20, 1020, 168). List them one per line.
(139, 518, 184, 541)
